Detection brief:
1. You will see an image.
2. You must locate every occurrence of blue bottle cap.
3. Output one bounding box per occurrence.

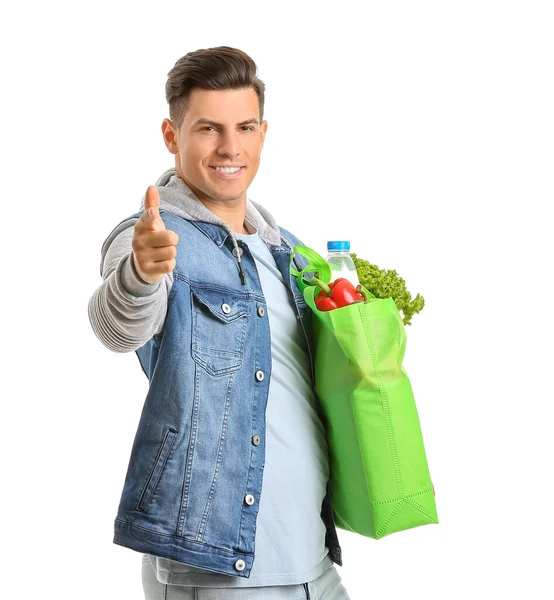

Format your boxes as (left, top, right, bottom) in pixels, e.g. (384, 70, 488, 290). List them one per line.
(327, 241, 350, 251)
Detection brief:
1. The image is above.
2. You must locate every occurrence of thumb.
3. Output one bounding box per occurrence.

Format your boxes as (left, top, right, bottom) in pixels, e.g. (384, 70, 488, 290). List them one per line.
(143, 186, 164, 229)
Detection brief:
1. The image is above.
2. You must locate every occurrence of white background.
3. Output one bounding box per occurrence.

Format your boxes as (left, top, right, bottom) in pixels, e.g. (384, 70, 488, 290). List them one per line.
(1, 1, 553, 598)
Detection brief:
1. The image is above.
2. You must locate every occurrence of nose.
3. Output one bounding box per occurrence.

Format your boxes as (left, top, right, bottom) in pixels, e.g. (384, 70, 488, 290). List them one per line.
(217, 129, 242, 159)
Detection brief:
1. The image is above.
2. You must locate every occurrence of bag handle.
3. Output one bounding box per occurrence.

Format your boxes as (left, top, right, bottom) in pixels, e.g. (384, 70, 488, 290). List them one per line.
(289, 244, 332, 293)
(290, 243, 376, 304)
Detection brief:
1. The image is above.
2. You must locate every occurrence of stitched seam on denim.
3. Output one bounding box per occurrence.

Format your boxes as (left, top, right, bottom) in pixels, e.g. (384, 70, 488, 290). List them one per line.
(175, 272, 264, 302)
(134, 434, 165, 511)
(197, 371, 235, 540)
(191, 317, 247, 376)
(177, 368, 199, 536)
(136, 428, 177, 512)
(190, 281, 254, 300)
(115, 519, 237, 554)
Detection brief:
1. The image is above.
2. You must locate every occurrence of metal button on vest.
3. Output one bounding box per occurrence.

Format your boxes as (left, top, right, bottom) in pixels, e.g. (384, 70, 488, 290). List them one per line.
(245, 494, 255, 505)
(257, 306, 265, 317)
(255, 370, 264, 382)
(234, 559, 246, 571)
(221, 303, 231, 314)
(232, 247, 244, 258)
(252, 434, 261, 446)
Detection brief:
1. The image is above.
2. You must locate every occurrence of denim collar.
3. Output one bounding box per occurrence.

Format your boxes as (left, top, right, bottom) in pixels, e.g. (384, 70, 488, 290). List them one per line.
(190, 220, 290, 252)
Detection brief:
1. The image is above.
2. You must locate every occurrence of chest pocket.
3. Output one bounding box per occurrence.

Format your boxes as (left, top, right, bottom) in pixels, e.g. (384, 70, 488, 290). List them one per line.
(190, 285, 250, 376)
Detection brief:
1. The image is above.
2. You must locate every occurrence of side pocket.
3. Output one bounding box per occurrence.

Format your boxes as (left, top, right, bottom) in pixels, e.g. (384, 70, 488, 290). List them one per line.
(136, 427, 178, 512)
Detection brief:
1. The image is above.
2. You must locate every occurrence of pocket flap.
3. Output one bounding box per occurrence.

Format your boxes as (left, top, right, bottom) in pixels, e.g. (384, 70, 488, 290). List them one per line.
(190, 286, 250, 323)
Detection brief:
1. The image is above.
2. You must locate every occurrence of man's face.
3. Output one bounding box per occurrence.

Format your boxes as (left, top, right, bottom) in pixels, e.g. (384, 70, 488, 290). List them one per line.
(163, 87, 268, 208)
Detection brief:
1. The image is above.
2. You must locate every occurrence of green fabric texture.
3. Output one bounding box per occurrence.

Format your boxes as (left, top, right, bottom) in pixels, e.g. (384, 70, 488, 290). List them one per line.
(291, 245, 438, 539)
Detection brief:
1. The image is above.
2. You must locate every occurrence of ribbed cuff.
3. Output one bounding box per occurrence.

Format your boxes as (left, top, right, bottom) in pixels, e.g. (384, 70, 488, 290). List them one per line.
(119, 252, 163, 297)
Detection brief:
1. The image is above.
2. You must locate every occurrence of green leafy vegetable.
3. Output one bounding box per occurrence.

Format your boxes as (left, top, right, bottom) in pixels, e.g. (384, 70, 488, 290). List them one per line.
(351, 253, 425, 326)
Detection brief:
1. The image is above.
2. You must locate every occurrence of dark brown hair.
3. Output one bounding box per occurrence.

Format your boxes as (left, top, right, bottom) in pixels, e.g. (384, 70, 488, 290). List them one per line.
(165, 46, 266, 131)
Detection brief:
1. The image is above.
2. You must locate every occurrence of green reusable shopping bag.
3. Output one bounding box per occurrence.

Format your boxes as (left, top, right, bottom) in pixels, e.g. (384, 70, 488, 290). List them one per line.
(291, 245, 438, 539)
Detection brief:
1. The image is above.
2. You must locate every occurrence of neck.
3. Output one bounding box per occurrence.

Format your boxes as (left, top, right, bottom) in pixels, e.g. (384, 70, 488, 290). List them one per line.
(175, 169, 249, 234)
(200, 198, 249, 234)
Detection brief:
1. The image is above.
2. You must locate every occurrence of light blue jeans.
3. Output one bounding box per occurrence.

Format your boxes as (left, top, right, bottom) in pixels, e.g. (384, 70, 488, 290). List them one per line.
(142, 554, 351, 599)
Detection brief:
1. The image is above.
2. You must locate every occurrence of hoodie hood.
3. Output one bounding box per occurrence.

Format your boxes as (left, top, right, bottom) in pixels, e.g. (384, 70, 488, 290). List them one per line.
(140, 168, 282, 247)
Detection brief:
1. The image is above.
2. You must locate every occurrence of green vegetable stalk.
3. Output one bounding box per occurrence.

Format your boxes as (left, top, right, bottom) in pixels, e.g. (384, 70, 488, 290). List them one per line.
(351, 253, 425, 326)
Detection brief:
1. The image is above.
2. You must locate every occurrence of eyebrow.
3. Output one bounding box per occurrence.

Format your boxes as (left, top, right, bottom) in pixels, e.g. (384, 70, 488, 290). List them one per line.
(192, 117, 260, 128)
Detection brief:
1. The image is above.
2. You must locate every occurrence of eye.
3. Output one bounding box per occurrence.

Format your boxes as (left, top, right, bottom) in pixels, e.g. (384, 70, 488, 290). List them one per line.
(201, 125, 254, 132)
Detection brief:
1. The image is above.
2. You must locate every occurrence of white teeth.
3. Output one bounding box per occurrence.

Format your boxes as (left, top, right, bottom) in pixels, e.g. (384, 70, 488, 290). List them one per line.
(215, 166, 241, 173)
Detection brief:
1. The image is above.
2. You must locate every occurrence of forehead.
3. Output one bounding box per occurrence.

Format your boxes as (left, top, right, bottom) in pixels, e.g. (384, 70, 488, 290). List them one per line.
(185, 88, 259, 123)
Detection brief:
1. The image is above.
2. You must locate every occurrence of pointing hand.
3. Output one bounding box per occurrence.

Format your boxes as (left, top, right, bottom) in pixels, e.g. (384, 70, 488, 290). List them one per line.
(131, 186, 179, 284)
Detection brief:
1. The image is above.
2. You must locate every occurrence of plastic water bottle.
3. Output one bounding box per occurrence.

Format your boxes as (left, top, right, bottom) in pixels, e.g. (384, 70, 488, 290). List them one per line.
(326, 241, 359, 287)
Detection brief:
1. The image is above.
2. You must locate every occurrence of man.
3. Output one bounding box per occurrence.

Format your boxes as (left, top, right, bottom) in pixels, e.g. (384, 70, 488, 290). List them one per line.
(88, 46, 351, 599)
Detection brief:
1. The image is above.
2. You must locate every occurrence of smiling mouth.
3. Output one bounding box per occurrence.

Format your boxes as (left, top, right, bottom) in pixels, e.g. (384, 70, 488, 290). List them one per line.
(210, 166, 245, 179)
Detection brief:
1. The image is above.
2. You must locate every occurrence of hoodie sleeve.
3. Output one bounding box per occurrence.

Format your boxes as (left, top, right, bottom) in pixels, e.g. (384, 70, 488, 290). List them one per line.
(88, 224, 174, 353)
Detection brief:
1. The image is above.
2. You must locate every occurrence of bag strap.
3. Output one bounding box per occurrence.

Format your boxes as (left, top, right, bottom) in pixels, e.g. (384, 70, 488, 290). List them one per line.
(291, 243, 377, 305)
(289, 245, 332, 293)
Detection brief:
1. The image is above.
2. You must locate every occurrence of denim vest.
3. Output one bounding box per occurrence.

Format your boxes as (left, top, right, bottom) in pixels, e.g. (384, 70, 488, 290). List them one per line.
(111, 209, 343, 578)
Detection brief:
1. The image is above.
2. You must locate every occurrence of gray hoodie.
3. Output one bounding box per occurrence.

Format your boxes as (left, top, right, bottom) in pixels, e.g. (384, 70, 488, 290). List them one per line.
(88, 168, 285, 353)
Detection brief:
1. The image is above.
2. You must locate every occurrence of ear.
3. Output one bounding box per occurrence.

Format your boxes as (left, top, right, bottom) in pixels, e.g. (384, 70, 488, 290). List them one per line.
(161, 119, 179, 154)
(259, 120, 268, 147)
